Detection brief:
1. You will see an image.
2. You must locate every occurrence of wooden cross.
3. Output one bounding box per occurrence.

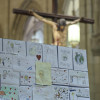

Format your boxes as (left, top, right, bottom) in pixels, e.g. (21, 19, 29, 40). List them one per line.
(13, 0, 94, 24)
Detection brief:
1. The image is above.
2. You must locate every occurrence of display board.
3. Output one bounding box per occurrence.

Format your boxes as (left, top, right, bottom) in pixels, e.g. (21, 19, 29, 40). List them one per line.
(0, 38, 90, 100)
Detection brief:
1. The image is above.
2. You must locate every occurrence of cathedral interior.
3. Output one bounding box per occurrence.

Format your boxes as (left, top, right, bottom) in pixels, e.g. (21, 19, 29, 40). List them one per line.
(0, 0, 100, 100)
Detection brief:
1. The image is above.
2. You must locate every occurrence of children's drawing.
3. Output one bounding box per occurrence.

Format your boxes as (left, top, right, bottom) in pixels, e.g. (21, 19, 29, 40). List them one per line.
(19, 86, 33, 100)
(0, 38, 2, 51)
(20, 72, 35, 86)
(0, 68, 19, 85)
(53, 86, 69, 100)
(0, 85, 18, 100)
(69, 87, 90, 100)
(27, 42, 42, 61)
(43, 44, 58, 67)
(58, 46, 73, 69)
(36, 62, 52, 85)
(33, 85, 55, 100)
(69, 70, 89, 87)
(13, 55, 35, 73)
(0, 52, 13, 69)
(52, 68, 69, 85)
(3, 39, 26, 56)
(73, 49, 88, 71)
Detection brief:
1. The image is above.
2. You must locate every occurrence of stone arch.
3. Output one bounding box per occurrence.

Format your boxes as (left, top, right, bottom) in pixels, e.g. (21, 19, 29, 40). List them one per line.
(11, 0, 43, 40)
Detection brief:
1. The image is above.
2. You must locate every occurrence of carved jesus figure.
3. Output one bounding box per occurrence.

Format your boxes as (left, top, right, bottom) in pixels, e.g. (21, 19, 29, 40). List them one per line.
(29, 11, 81, 46)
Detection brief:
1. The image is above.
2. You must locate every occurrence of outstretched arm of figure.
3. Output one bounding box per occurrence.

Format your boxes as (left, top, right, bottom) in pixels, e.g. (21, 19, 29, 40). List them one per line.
(67, 18, 81, 26)
(29, 10, 56, 26)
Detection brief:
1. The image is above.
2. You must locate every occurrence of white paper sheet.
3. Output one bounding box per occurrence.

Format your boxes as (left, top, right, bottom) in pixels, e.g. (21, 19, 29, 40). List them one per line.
(20, 72, 35, 86)
(19, 86, 33, 100)
(52, 68, 69, 85)
(3, 39, 26, 56)
(69, 70, 89, 87)
(0, 68, 19, 85)
(33, 85, 55, 100)
(78, 97, 90, 100)
(0, 52, 13, 69)
(43, 44, 58, 67)
(27, 42, 42, 62)
(58, 46, 73, 69)
(73, 48, 88, 71)
(0, 38, 2, 52)
(13, 55, 35, 73)
(53, 85, 69, 100)
(69, 87, 90, 99)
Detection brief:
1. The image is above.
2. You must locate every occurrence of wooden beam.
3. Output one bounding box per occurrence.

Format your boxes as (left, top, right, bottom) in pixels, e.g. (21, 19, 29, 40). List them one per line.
(13, 8, 94, 24)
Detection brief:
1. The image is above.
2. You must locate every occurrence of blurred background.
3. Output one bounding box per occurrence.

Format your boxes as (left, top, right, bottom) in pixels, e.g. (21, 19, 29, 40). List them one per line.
(0, 0, 100, 100)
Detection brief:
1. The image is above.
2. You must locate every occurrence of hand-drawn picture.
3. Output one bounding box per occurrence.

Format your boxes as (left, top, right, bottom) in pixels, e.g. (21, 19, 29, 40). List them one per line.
(20, 72, 35, 86)
(0, 52, 13, 69)
(58, 46, 73, 69)
(13, 55, 35, 73)
(0, 38, 2, 51)
(3, 39, 26, 56)
(33, 85, 55, 100)
(36, 62, 52, 85)
(69, 70, 89, 87)
(19, 86, 33, 100)
(0, 85, 18, 100)
(27, 42, 42, 61)
(0, 68, 19, 85)
(43, 44, 58, 67)
(53, 86, 69, 100)
(52, 68, 69, 85)
(73, 49, 88, 71)
(69, 87, 90, 100)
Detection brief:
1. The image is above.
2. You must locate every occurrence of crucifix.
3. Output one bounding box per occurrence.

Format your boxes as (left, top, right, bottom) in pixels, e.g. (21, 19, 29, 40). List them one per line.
(13, 0, 94, 46)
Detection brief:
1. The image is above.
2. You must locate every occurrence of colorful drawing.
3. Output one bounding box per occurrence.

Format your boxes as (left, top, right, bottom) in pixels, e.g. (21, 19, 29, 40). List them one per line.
(36, 62, 52, 85)
(0, 68, 19, 85)
(0, 52, 13, 69)
(13, 55, 35, 73)
(20, 72, 35, 86)
(27, 42, 42, 61)
(69, 70, 89, 87)
(0, 85, 18, 100)
(33, 85, 55, 100)
(19, 86, 33, 100)
(3, 39, 26, 56)
(73, 49, 88, 71)
(43, 44, 58, 67)
(52, 68, 69, 85)
(53, 86, 69, 100)
(58, 46, 73, 69)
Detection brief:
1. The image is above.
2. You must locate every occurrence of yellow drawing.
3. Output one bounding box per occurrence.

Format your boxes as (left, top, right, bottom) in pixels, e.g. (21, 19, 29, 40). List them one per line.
(36, 62, 52, 85)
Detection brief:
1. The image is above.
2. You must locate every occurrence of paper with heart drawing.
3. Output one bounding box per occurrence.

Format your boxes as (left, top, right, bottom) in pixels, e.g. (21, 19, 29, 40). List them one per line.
(73, 48, 88, 71)
(0, 85, 18, 100)
(52, 68, 69, 85)
(53, 85, 69, 100)
(58, 46, 73, 69)
(13, 55, 35, 73)
(19, 86, 33, 100)
(0, 38, 2, 52)
(33, 85, 55, 100)
(27, 42, 42, 61)
(36, 62, 52, 85)
(0, 68, 19, 85)
(69, 70, 89, 87)
(3, 39, 26, 56)
(43, 44, 58, 67)
(0, 52, 13, 69)
(20, 72, 35, 86)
